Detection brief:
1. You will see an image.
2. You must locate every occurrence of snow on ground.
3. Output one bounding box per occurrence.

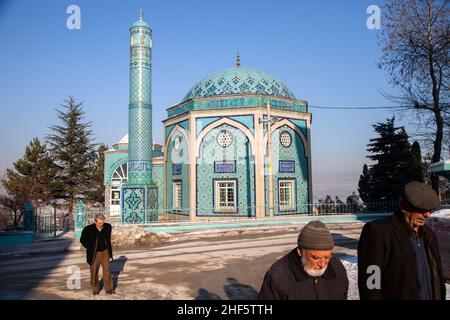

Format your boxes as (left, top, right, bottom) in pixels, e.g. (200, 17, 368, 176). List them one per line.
(432, 208, 450, 218)
(339, 256, 359, 300)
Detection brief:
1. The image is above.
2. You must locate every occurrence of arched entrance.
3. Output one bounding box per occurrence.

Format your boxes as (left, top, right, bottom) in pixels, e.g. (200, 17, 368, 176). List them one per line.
(110, 163, 128, 214)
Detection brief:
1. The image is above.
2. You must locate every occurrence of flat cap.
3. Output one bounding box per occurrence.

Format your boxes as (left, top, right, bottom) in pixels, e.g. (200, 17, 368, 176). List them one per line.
(298, 221, 334, 250)
(401, 181, 439, 212)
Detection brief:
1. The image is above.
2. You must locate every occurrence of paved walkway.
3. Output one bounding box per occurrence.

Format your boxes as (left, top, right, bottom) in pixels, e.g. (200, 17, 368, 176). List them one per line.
(0, 221, 448, 300)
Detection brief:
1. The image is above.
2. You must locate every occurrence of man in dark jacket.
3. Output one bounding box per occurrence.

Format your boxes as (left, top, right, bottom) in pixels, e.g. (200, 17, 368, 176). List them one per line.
(80, 214, 114, 295)
(258, 221, 349, 300)
(358, 181, 446, 300)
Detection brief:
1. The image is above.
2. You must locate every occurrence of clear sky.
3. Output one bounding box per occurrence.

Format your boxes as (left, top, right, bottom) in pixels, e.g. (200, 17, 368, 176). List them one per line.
(0, 0, 400, 200)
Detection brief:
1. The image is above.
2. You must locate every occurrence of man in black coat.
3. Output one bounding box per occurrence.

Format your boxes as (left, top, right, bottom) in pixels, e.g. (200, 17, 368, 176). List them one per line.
(358, 181, 446, 300)
(258, 221, 349, 300)
(80, 214, 114, 295)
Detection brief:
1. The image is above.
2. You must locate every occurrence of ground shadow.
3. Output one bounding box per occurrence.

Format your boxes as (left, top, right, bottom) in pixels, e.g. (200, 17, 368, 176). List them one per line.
(0, 237, 74, 299)
(331, 232, 359, 250)
(194, 288, 223, 300)
(194, 277, 258, 300)
(223, 277, 258, 300)
(111, 255, 128, 291)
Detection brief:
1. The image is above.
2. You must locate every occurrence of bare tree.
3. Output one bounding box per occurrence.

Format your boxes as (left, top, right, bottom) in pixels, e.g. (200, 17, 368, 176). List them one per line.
(379, 0, 449, 193)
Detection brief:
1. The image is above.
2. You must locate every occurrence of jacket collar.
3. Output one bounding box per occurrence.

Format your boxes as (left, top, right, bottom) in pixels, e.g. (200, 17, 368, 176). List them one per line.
(391, 211, 419, 276)
(392, 210, 442, 296)
(287, 248, 337, 282)
(393, 210, 435, 244)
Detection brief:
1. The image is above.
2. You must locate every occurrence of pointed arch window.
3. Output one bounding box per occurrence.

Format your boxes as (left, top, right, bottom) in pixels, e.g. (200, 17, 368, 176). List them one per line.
(110, 163, 128, 207)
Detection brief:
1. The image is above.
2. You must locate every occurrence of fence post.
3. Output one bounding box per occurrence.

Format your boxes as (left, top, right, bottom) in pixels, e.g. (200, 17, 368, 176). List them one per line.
(23, 203, 35, 232)
(74, 201, 85, 237)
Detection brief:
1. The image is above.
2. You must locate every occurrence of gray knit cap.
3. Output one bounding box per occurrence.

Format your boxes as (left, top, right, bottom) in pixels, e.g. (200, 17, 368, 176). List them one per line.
(297, 221, 334, 250)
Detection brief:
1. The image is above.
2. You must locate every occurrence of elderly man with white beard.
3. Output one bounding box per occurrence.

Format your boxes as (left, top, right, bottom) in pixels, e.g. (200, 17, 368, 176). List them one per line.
(258, 221, 349, 300)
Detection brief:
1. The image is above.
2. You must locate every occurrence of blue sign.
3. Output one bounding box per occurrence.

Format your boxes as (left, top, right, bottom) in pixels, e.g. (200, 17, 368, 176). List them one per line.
(279, 160, 295, 173)
(173, 163, 182, 175)
(214, 161, 236, 173)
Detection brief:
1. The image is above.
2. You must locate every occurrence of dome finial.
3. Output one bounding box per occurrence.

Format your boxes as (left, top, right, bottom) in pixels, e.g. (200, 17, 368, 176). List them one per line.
(236, 52, 241, 68)
(139, 8, 144, 21)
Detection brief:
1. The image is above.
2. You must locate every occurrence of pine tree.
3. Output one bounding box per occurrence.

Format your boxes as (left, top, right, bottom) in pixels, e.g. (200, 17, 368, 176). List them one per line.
(0, 138, 58, 227)
(2, 138, 57, 203)
(46, 97, 97, 224)
(358, 164, 371, 203)
(346, 191, 364, 212)
(410, 141, 424, 182)
(362, 117, 425, 203)
(87, 144, 108, 205)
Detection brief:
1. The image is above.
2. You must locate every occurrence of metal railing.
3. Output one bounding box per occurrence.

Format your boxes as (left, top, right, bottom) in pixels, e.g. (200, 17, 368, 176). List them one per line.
(73, 202, 401, 226)
(34, 206, 67, 239)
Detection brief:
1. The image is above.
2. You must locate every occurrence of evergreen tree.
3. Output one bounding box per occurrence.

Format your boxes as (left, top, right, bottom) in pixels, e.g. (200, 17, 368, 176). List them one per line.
(87, 144, 108, 205)
(0, 138, 58, 227)
(2, 138, 57, 204)
(362, 117, 425, 203)
(346, 191, 364, 212)
(358, 164, 371, 203)
(410, 141, 424, 182)
(46, 97, 97, 224)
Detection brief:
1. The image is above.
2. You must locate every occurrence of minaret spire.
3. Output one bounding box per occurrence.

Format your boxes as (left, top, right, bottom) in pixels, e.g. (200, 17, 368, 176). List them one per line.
(236, 52, 241, 68)
(122, 11, 155, 223)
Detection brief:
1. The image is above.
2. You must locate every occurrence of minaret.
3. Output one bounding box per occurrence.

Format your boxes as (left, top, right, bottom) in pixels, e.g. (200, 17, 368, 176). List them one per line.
(128, 9, 152, 185)
(121, 10, 156, 223)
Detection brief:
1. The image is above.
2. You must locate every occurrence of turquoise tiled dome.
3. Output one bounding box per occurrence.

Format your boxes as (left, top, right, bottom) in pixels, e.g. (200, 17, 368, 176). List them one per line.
(183, 67, 296, 101)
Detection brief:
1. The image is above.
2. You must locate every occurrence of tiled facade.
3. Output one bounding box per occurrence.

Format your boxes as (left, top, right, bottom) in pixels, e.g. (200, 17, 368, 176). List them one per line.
(103, 13, 312, 222)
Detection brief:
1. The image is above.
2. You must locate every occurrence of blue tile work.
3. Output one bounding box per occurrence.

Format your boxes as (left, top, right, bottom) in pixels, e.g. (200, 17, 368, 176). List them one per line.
(289, 119, 307, 138)
(104, 154, 164, 211)
(196, 115, 254, 137)
(122, 14, 154, 223)
(168, 95, 307, 118)
(127, 16, 153, 186)
(196, 124, 255, 216)
(265, 125, 309, 215)
(104, 153, 128, 185)
(229, 115, 254, 135)
(165, 121, 189, 140)
(152, 164, 164, 212)
(121, 187, 147, 223)
(166, 130, 190, 211)
(196, 117, 221, 137)
(179, 120, 189, 133)
(183, 67, 296, 101)
(165, 124, 175, 140)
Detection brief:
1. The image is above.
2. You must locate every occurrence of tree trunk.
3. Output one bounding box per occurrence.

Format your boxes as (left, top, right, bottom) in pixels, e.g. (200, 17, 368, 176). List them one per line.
(14, 211, 23, 229)
(427, 18, 442, 195)
(13, 210, 18, 229)
(431, 108, 443, 194)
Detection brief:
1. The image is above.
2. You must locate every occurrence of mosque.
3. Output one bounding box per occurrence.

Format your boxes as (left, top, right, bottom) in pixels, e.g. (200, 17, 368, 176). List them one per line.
(103, 12, 313, 223)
